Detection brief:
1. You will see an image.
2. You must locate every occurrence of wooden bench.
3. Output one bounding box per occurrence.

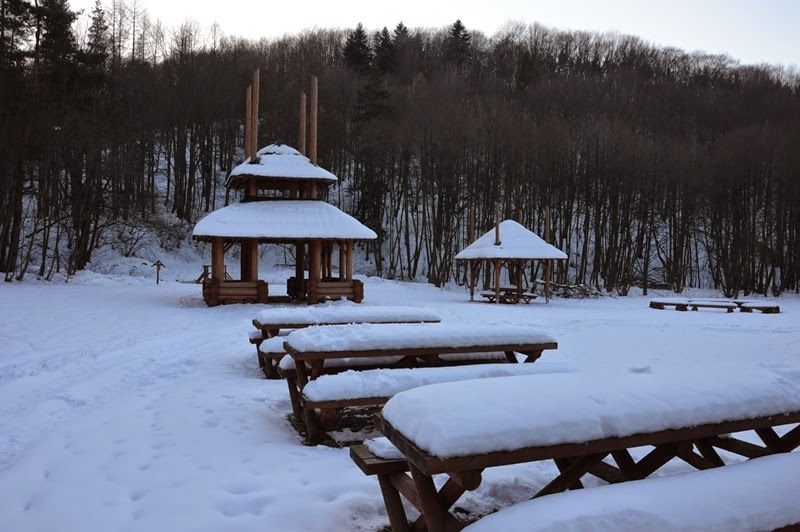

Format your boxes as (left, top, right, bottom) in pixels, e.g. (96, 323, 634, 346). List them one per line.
(250, 306, 441, 378)
(283, 323, 558, 441)
(363, 370, 800, 531)
(463, 452, 800, 531)
(689, 300, 737, 312)
(480, 288, 536, 304)
(649, 297, 689, 311)
(301, 362, 573, 442)
(740, 302, 781, 314)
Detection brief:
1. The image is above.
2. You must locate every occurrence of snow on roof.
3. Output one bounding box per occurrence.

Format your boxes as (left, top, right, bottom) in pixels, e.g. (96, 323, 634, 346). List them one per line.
(382, 369, 800, 459)
(455, 220, 567, 260)
(226, 143, 337, 185)
(192, 200, 377, 240)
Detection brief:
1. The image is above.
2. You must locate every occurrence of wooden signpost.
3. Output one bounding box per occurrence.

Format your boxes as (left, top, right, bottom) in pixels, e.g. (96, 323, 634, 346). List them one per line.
(153, 260, 165, 284)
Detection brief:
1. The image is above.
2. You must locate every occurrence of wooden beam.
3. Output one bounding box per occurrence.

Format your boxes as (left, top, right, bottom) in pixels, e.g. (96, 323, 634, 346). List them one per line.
(494, 259, 501, 304)
(338, 241, 346, 279)
(211, 238, 224, 281)
(240, 242, 250, 281)
(346, 241, 353, 280)
(308, 76, 319, 200)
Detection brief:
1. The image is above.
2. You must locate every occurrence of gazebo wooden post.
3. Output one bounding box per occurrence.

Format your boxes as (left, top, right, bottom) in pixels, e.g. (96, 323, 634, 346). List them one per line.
(517, 259, 523, 294)
(346, 240, 353, 280)
(240, 242, 250, 280)
(545, 206, 552, 303)
(494, 259, 501, 304)
(251, 68, 260, 154)
(295, 243, 305, 297)
(247, 240, 258, 281)
(211, 238, 224, 281)
(338, 241, 346, 279)
(468, 260, 476, 301)
(309, 239, 322, 302)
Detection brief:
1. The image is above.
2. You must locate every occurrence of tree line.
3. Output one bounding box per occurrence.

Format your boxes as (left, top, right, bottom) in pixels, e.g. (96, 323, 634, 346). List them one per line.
(1, 1, 798, 296)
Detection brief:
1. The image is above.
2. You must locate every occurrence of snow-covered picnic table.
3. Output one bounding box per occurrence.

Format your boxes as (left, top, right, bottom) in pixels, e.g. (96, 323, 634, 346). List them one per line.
(283, 323, 558, 385)
(250, 305, 441, 377)
(358, 370, 800, 531)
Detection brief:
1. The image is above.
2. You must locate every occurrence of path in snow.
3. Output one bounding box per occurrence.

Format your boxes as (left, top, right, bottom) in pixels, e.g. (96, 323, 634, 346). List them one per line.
(0, 278, 798, 530)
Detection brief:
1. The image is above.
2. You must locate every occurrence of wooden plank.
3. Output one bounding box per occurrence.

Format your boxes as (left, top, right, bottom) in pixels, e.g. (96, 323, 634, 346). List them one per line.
(349, 444, 409, 476)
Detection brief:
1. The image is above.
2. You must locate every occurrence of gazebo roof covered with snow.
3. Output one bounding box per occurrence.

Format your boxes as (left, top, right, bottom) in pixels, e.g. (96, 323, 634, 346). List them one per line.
(456, 220, 567, 303)
(192, 73, 376, 306)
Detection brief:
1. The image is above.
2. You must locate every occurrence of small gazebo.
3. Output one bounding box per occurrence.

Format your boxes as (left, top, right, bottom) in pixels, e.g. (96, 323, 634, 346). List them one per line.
(456, 220, 567, 303)
(192, 73, 377, 306)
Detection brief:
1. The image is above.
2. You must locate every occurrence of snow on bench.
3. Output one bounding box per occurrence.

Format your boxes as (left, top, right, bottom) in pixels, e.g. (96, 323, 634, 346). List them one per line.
(382, 369, 800, 460)
(302, 362, 575, 405)
(689, 300, 737, 312)
(253, 304, 441, 331)
(465, 452, 800, 532)
(283, 323, 557, 356)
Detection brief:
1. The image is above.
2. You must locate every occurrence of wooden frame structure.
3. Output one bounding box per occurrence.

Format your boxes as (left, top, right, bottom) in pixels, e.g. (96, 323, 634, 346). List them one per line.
(193, 72, 376, 306)
(457, 218, 567, 304)
(364, 411, 800, 531)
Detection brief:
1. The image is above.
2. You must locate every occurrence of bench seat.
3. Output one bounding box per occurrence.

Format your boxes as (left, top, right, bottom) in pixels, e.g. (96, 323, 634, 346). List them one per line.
(465, 452, 800, 531)
(302, 362, 575, 406)
(740, 302, 781, 314)
(690, 301, 737, 312)
(253, 304, 441, 331)
(649, 297, 689, 310)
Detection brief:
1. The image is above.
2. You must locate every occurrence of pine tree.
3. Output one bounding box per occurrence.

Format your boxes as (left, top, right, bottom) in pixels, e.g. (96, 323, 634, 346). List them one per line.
(444, 19, 470, 69)
(343, 22, 372, 74)
(374, 27, 394, 75)
(85, 0, 108, 68)
(0, 0, 32, 69)
(355, 69, 390, 123)
(38, 0, 77, 78)
(393, 21, 409, 44)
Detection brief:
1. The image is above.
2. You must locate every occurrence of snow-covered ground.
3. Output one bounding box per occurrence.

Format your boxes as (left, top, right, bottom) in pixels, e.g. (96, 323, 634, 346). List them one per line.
(0, 274, 798, 531)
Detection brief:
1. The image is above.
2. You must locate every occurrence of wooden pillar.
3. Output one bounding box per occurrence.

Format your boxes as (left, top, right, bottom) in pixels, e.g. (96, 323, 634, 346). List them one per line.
(494, 203, 501, 245)
(295, 243, 305, 296)
(248, 240, 259, 282)
(517, 259, 523, 292)
(494, 259, 501, 304)
(211, 238, 224, 281)
(310, 240, 322, 282)
(251, 68, 260, 155)
(240, 242, 250, 281)
(245, 85, 252, 160)
(469, 260, 475, 301)
(346, 241, 353, 280)
(338, 241, 346, 279)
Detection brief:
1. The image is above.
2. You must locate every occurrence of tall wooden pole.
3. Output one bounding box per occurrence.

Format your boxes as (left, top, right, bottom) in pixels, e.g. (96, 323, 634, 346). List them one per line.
(494, 259, 501, 304)
(298, 91, 307, 155)
(346, 241, 353, 280)
(545, 206, 552, 303)
(338, 241, 346, 279)
(494, 202, 501, 245)
(308, 76, 319, 199)
(211, 238, 224, 282)
(469, 260, 475, 301)
(245, 85, 253, 160)
(251, 68, 260, 156)
(295, 244, 305, 297)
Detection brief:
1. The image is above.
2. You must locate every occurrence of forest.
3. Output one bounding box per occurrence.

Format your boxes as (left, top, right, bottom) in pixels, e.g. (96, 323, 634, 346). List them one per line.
(1, 0, 799, 296)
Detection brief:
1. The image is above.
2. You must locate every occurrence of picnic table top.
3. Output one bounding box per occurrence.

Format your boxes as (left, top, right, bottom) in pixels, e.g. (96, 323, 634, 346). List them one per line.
(380, 369, 800, 465)
(282, 323, 558, 358)
(253, 305, 441, 329)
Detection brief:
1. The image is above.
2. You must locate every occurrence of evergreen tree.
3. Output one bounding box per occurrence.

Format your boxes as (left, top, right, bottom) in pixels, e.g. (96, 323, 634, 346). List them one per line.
(355, 69, 390, 123)
(85, 0, 108, 66)
(373, 26, 394, 75)
(343, 22, 372, 74)
(0, 0, 32, 69)
(38, 0, 77, 80)
(392, 21, 409, 44)
(444, 19, 471, 69)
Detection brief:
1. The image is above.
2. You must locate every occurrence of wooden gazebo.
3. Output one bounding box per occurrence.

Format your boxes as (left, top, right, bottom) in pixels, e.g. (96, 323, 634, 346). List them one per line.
(456, 220, 567, 303)
(192, 73, 377, 306)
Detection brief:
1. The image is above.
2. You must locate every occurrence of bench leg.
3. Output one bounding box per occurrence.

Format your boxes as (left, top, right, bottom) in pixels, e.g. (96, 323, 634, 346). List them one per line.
(286, 376, 303, 420)
(262, 355, 279, 379)
(409, 463, 452, 532)
(303, 408, 325, 444)
(378, 474, 411, 532)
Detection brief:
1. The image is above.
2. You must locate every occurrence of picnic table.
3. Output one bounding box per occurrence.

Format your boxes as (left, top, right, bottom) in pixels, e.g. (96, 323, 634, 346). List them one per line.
(250, 306, 441, 377)
(480, 287, 536, 304)
(356, 370, 800, 531)
(282, 323, 558, 441)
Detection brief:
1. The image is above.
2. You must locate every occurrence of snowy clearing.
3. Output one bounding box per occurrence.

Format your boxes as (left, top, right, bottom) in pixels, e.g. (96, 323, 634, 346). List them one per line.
(0, 276, 798, 530)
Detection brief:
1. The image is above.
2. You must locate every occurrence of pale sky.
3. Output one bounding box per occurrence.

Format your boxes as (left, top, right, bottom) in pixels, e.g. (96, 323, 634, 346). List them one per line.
(71, 0, 800, 67)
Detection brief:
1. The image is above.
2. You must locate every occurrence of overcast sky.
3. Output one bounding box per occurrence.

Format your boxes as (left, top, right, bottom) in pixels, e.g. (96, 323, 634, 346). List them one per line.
(71, 0, 799, 67)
